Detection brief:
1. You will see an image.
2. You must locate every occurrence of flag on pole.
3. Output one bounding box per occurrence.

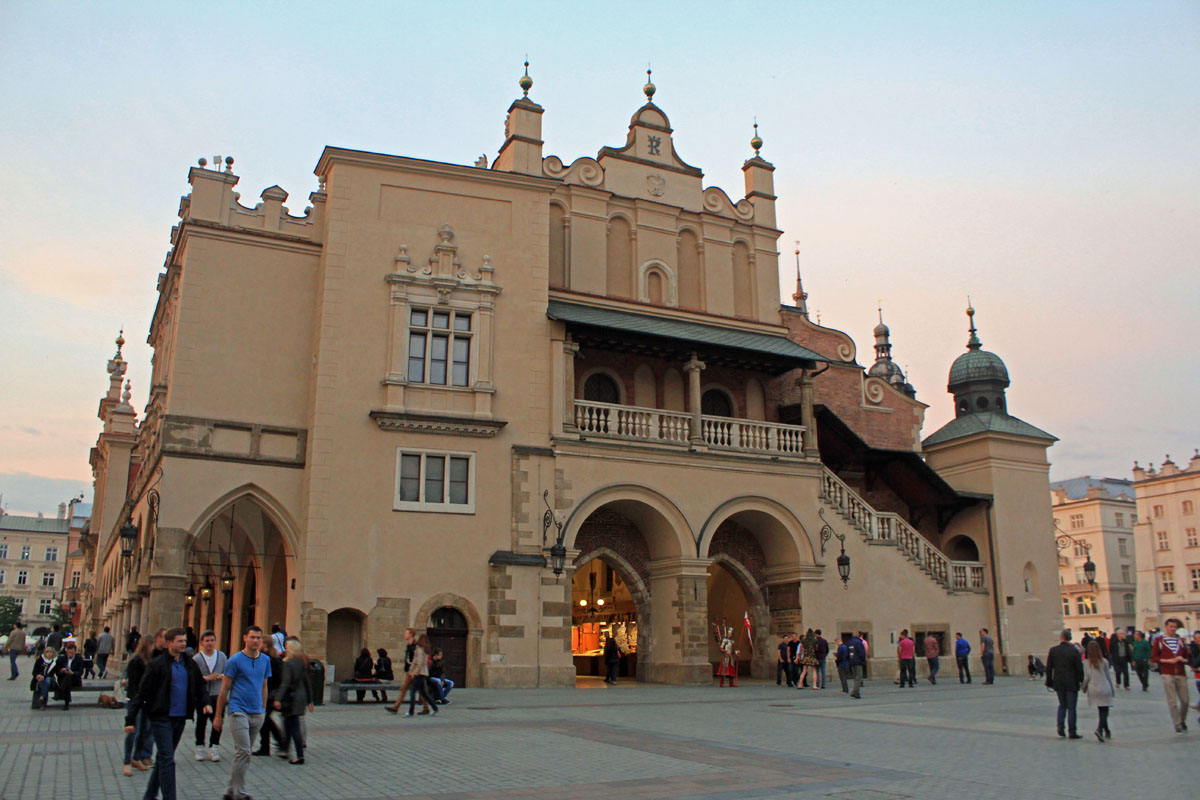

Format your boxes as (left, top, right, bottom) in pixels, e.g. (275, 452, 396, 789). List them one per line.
(742, 611, 754, 653)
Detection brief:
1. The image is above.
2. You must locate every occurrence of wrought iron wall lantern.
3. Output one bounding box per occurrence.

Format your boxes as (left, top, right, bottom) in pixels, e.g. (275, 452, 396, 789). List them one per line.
(1054, 519, 1096, 586)
(200, 580, 213, 601)
(819, 508, 851, 589)
(185, 585, 196, 605)
(119, 521, 138, 560)
(542, 490, 567, 577)
(220, 567, 235, 595)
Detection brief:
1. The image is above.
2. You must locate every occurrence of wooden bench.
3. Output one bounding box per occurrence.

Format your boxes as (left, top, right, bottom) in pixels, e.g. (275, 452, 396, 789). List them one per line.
(331, 682, 403, 704)
(32, 681, 116, 708)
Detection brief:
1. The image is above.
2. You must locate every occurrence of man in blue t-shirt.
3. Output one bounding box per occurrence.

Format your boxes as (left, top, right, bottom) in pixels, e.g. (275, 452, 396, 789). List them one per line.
(213, 626, 271, 800)
(955, 632, 972, 683)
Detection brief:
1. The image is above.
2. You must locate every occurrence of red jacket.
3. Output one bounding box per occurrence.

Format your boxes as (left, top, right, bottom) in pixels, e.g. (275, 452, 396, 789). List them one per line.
(1150, 634, 1189, 676)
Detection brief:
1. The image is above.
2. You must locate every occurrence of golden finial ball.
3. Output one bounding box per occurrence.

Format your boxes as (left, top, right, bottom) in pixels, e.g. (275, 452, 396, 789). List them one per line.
(751, 135, 763, 153)
(520, 74, 532, 93)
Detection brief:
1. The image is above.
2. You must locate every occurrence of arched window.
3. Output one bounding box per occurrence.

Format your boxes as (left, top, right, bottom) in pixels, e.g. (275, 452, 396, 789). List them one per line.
(584, 373, 621, 404)
(976, 396, 989, 410)
(1022, 561, 1039, 596)
(701, 388, 733, 417)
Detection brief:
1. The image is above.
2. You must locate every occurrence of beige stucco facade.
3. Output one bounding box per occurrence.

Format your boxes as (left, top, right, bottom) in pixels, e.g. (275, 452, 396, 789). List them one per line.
(80, 72, 1061, 685)
(1132, 453, 1200, 631)
(0, 514, 68, 629)
(1050, 478, 1137, 635)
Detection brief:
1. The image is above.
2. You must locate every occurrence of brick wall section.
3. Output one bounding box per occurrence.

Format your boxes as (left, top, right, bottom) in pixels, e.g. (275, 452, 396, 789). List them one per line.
(573, 508, 652, 586)
(708, 520, 768, 588)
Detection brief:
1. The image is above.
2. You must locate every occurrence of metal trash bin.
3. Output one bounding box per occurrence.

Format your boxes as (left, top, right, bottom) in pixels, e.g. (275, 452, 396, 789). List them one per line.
(308, 659, 325, 706)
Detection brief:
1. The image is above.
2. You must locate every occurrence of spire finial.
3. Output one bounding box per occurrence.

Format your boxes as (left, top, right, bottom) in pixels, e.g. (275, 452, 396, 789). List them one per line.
(114, 329, 125, 359)
(878, 301, 883, 324)
(965, 297, 981, 350)
(121, 380, 132, 405)
(751, 119, 763, 156)
(643, 66, 656, 101)
(519, 56, 532, 97)
(791, 240, 808, 314)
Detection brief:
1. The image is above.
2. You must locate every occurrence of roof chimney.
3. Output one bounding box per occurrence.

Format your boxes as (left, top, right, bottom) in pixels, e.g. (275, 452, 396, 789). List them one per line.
(58, 502, 67, 520)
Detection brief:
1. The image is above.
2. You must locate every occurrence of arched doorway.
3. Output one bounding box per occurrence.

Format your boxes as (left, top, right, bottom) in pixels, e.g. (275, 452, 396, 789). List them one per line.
(427, 607, 468, 687)
(706, 561, 751, 677)
(326, 608, 365, 685)
(570, 555, 645, 684)
(946, 535, 980, 561)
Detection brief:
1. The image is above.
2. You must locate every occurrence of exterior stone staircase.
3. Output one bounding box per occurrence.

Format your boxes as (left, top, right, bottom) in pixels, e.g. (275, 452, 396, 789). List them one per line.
(818, 467, 987, 595)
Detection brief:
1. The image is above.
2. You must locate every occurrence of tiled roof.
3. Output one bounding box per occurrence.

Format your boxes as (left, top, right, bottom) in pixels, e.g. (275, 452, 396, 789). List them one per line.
(1049, 476, 1135, 501)
(0, 514, 70, 534)
(547, 300, 827, 364)
(923, 412, 1057, 447)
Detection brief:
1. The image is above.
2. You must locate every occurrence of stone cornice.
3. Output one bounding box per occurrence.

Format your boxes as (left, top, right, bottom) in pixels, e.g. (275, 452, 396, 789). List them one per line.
(369, 410, 507, 438)
(315, 147, 559, 191)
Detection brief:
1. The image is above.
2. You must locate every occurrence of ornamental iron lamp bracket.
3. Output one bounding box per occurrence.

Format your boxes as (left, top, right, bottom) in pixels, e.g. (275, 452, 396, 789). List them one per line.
(1054, 519, 1096, 586)
(542, 490, 567, 577)
(819, 508, 850, 589)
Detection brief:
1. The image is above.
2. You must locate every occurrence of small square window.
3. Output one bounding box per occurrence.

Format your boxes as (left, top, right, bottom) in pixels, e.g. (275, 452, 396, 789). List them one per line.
(394, 449, 475, 514)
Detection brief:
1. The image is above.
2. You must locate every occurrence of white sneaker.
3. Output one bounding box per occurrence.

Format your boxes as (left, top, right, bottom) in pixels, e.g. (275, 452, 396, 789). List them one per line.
(209, 747, 221, 762)
(194, 747, 205, 761)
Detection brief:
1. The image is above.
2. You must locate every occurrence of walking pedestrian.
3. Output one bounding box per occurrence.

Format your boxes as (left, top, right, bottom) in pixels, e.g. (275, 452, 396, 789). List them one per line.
(954, 632, 972, 683)
(273, 637, 312, 765)
(192, 630, 227, 763)
(847, 631, 867, 699)
(1108, 629, 1131, 690)
(46, 624, 64, 654)
(390, 634, 438, 717)
(1081, 641, 1115, 742)
(385, 629, 430, 714)
(269, 624, 286, 657)
(979, 628, 995, 684)
(213, 625, 272, 800)
(1190, 631, 1200, 722)
(121, 635, 157, 776)
(798, 629, 819, 690)
(603, 633, 622, 685)
(923, 632, 940, 685)
(897, 630, 916, 688)
(123, 627, 212, 800)
(82, 631, 98, 679)
(96, 626, 115, 678)
(1131, 630, 1151, 691)
(253, 643, 285, 755)
(1149, 617, 1191, 733)
(835, 634, 850, 693)
(1046, 629, 1084, 739)
(7, 623, 26, 680)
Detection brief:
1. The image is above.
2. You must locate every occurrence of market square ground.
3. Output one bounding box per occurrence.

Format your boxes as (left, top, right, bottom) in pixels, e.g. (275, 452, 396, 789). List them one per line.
(0, 673, 1194, 799)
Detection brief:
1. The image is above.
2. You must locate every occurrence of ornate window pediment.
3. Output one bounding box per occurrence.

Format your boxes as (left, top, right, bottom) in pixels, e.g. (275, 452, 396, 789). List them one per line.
(377, 224, 504, 434)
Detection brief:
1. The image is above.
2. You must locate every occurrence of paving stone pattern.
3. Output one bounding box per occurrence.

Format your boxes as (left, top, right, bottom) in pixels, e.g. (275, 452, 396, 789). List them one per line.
(0, 669, 1195, 799)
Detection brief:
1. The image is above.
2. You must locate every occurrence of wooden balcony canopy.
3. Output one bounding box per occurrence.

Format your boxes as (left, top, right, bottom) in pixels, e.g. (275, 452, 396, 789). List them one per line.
(547, 299, 827, 375)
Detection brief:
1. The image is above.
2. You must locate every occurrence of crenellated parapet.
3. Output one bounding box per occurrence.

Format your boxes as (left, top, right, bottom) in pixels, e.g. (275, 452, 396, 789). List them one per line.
(178, 157, 325, 243)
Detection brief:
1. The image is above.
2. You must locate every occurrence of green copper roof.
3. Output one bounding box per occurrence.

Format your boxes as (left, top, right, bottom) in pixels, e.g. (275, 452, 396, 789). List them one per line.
(923, 412, 1056, 447)
(547, 300, 827, 365)
(948, 348, 1009, 387)
(0, 514, 70, 534)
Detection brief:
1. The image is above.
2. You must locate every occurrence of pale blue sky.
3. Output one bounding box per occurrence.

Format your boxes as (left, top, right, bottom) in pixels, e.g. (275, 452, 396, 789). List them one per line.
(2, 1, 1198, 514)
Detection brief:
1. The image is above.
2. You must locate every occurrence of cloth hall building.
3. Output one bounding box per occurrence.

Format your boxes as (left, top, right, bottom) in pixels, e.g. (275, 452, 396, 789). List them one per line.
(81, 70, 1062, 688)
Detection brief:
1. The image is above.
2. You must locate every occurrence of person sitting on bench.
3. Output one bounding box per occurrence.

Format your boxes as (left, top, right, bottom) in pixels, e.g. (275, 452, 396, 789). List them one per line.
(31, 647, 61, 710)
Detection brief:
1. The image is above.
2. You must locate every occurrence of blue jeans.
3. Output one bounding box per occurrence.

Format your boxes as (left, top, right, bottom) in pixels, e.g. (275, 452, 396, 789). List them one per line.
(34, 676, 57, 706)
(124, 709, 153, 763)
(428, 676, 454, 700)
(97, 653, 110, 677)
(9, 650, 19, 679)
(927, 656, 940, 681)
(817, 661, 826, 689)
(144, 717, 186, 800)
(1055, 688, 1078, 735)
(981, 653, 995, 682)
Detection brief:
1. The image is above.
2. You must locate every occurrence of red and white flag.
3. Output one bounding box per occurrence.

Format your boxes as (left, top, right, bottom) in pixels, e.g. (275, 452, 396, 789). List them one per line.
(742, 611, 754, 652)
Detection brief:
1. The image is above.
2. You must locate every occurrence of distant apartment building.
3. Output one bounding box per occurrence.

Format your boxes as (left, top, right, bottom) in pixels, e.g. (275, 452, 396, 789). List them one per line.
(1050, 477, 1136, 635)
(61, 498, 91, 630)
(1133, 452, 1200, 631)
(0, 512, 69, 630)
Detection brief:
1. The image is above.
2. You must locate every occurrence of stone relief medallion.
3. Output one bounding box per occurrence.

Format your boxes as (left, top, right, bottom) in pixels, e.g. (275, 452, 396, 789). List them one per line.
(646, 174, 666, 197)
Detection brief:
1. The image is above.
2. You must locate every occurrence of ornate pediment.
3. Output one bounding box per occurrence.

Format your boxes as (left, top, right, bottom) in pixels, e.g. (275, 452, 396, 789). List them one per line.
(385, 224, 500, 303)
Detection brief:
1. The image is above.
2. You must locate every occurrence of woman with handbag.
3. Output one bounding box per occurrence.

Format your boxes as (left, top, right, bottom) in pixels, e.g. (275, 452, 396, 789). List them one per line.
(273, 637, 313, 764)
(1081, 640, 1116, 742)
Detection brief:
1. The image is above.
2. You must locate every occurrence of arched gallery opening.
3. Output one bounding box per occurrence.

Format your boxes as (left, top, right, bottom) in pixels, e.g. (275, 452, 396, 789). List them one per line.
(706, 561, 752, 676)
(182, 498, 292, 657)
(570, 556, 641, 685)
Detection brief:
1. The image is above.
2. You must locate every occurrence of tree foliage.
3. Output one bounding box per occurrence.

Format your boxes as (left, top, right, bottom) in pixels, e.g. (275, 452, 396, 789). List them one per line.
(0, 596, 22, 633)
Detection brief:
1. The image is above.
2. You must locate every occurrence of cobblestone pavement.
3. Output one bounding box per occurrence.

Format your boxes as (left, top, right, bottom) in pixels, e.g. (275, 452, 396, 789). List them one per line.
(0, 668, 1195, 799)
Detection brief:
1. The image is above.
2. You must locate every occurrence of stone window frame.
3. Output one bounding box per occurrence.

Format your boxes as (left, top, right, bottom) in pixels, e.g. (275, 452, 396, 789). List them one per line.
(44, 546, 58, 562)
(1183, 500, 1195, 515)
(1118, 537, 1128, 556)
(1122, 593, 1135, 614)
(20, 546, 30, 560)
(393, 447, 476, 515)
(37, 598, 53, 615)
(1069, 513, 1084, 529)
(1186, 528, 1198, 548)
(1190, 566, 1200, 591)
(0, 544, 6, 558)
(40, 572, 55, 587)
(0, 569, 4, 584)
(1160, 569, 1174, 593)
(1075, 595, 1097, 616)
(16, 569, 28, 586)
(1156, 530, 1169, 550)
(405, 306, 475, 388)
(1061, 595, 1070, 616)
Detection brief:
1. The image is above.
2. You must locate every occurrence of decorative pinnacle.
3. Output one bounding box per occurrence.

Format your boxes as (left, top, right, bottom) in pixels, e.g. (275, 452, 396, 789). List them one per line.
(519, 57, 532, 97)
(751, 119, 762, 156)
(643, 67, 656, 101)
(965, 298, 981, 351)
(114, 329, 125, 358)
(121, 380, 132, 405)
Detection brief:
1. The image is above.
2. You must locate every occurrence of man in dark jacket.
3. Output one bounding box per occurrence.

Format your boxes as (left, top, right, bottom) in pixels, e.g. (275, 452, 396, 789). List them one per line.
(125, 627, 212, 800)
(814, 630, 830, 689)
(53, 641, 85, 709)
(1045, 629, 1084, 739)
(846, 633, 868, 699)
(603, 634, 622, 685)
(1109, 630, 1131, 690)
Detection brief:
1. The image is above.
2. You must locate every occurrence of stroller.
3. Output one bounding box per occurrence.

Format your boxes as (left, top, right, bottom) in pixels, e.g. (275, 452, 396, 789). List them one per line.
(1027, 655, 1046, 680)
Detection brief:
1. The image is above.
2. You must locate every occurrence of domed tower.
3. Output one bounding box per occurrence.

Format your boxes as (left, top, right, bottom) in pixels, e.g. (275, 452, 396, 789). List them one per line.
(947, 305, 1009, 417)
(923, 303, 1059, 676)
(867, 308, 916, 398)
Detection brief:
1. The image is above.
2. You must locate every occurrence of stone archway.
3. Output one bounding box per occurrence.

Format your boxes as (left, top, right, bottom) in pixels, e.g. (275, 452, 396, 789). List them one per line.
(413, 592, 483, 689)
(326, 607, 365, 684)
(707, 552, 771, 678)
(573, 545, 652, 683)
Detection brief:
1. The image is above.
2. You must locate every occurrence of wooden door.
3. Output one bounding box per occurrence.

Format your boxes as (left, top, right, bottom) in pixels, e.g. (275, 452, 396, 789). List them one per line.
(427, 606, 468, 687)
